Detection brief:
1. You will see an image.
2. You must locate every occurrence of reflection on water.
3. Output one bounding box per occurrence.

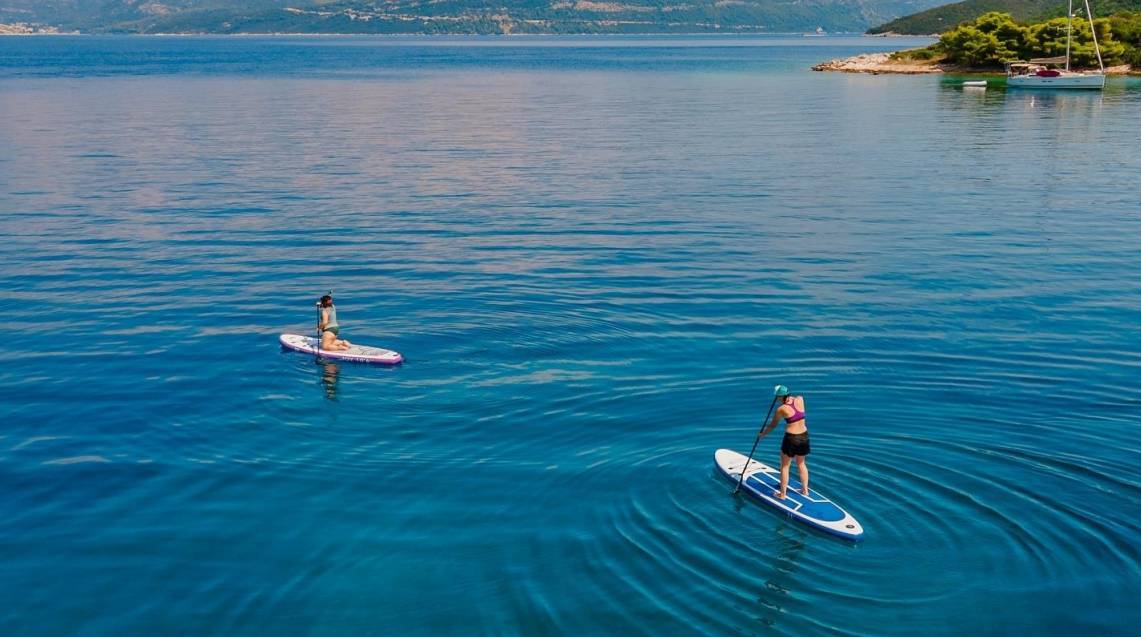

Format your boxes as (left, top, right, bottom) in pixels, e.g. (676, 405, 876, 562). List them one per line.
(935, 78, 1111, 113)
(317, 360, 340, 400)
(757, 523, 808, 628)
(1012, 90, 1105, 113)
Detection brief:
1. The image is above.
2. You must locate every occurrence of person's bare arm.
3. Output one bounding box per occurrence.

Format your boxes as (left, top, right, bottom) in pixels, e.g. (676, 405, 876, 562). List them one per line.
(758, 407, 786, 439)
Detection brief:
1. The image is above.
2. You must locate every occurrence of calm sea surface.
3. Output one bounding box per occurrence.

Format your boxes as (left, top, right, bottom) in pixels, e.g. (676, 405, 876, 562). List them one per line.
(1, 35, 1139, 636)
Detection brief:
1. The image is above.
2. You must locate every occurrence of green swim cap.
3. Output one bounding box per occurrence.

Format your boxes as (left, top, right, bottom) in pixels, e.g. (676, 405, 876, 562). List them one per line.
(773, 385, 789, 397)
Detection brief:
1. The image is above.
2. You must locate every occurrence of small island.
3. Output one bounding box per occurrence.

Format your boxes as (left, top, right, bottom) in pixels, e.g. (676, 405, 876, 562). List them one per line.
(814, 10, 1141, 76)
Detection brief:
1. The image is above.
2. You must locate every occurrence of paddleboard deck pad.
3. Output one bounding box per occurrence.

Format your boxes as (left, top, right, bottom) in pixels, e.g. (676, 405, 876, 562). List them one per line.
(279, 333, 403, 365)
(715, 448, 863, 541)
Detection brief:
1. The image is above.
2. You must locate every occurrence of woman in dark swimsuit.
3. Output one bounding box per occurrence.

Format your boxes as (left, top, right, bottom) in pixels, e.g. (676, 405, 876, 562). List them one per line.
(757, 385, 810, 500)
(317, 294, 352, 351)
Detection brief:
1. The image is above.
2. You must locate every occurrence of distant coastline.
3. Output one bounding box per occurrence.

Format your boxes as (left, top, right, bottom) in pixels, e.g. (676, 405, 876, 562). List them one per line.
(0, 1, 919, 37)
(0, 23, 64, 35)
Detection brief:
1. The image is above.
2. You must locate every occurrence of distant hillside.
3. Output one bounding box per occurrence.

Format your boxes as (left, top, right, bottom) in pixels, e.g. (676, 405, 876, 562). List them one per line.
(868, 0, 1047, 33)
(869, 0, 1141, 34)
(1034, 0, 1141, 17)
(0, 0, 951, 34)
(0, 1, 297, 30)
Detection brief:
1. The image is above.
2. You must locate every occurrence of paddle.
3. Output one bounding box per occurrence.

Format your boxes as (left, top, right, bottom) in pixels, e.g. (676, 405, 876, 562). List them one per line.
(315, 300, 323, 360)
(733, 386, 783, 495)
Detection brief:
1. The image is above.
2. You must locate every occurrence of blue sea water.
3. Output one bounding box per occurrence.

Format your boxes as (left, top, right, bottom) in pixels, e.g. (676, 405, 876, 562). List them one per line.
(1, 35, 1140, 636)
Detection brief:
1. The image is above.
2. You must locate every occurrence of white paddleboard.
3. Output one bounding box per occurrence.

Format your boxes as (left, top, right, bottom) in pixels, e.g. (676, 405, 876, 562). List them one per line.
(715, 448, 863, 541)
(279, 333, 403, 365)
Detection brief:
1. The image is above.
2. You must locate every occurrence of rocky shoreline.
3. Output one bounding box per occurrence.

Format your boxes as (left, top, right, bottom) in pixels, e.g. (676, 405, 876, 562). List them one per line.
(811, 52, 952, 75)
(812, 51, 1137, 76)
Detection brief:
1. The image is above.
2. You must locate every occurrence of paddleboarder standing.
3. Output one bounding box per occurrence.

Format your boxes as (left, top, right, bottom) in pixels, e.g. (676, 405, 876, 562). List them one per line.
(756, 385, 810, 499)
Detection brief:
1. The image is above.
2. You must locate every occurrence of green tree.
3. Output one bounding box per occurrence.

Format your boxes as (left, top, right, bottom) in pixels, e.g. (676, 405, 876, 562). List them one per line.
(1110, 11, 1141, 44)
(1109, 11, 1141, 65)
(940, 26, 1002, 66)
(938, 13, 1023, 66)
(975, 11, 1031, 56)
(1028, 17, 1125, 66)
(933, 11, 1128, 68)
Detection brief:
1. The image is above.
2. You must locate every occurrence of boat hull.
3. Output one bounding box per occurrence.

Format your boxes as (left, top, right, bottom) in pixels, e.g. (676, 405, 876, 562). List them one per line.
(1007, 73, 1106, 89)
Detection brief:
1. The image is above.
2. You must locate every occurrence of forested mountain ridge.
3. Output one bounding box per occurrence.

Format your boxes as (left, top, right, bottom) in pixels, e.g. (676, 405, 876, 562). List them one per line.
(0, 0, 949, 34)
(869, 0, 1141, 34)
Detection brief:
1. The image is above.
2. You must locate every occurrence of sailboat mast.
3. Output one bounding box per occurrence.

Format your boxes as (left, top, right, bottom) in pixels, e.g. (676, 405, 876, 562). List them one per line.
(1084, 0, 1105, 72)
(1066, 0, 1073, 71)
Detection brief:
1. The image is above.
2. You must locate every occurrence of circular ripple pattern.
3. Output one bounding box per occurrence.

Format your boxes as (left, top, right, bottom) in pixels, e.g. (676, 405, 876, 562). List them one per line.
(1, 36, 1140, 636)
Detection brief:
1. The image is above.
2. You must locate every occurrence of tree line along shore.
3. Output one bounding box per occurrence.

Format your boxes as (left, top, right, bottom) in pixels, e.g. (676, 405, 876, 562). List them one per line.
(815, 10, 1141, 75)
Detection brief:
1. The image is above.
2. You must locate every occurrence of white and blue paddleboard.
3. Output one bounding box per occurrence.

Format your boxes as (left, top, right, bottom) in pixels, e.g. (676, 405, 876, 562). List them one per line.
(279, 333, 403, 365)
(715, 448, 863, 541)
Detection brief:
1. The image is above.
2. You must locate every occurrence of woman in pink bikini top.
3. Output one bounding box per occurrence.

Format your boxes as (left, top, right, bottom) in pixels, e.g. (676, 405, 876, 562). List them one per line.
(757, 385, 811, 499)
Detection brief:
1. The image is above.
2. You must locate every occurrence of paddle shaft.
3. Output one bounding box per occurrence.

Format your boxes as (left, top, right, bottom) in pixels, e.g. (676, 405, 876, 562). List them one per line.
(733, 397, 779, 494)
(315, 304, 322, 360)
(315, 290, 333, 360)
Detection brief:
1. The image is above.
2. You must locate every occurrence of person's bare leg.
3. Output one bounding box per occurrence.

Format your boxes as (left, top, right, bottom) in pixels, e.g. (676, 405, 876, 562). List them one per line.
(775, 453, 792, 499)
(796, 456, 809, 496)
(321, 331, 338, 350)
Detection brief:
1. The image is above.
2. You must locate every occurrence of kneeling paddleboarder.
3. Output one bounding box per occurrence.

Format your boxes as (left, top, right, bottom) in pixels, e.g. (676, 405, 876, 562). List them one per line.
(756, 385, 810, 500)
(317, 294, 352, 351)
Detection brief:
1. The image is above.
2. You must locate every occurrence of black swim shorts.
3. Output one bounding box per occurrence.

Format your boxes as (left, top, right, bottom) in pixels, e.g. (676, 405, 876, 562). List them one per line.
(781, 432, 811, 457)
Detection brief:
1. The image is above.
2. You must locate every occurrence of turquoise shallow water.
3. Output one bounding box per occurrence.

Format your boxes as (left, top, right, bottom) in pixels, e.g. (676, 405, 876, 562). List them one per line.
(1, 35, 1140, 635)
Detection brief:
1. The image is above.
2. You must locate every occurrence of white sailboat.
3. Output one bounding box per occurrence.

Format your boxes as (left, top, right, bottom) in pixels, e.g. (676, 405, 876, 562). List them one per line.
(1006, 0, 1106, 89)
